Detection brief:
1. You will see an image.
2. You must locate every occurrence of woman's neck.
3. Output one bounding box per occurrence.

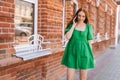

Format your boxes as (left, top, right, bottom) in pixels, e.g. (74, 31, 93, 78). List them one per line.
(78, 21, 84, 25)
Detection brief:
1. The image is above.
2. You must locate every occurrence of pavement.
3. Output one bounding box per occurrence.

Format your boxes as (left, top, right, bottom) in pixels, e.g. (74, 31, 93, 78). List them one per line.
(59, 44, 120, 80)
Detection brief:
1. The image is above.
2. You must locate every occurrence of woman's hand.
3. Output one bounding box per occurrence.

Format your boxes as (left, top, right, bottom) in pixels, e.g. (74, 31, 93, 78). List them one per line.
(88, 40, 93, 49)
(73, 16, 77, 26)
(65, 16, 77, 40)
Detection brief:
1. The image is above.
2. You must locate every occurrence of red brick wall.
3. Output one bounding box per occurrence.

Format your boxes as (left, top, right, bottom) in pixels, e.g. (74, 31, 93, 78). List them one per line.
(0, 0, 15, 59)
(38, 0, 63, 49)
(0, 50, 65, 80)
(65, 0, 74, 26)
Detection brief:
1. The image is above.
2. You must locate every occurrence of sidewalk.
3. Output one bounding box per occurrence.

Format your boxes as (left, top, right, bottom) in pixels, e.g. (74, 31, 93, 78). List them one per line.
(59, 44, 120, 80)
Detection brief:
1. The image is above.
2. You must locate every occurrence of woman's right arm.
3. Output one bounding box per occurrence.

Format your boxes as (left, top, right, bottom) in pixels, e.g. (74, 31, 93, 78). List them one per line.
(65, 23, 76, 40)
(65, 16, 77, 40)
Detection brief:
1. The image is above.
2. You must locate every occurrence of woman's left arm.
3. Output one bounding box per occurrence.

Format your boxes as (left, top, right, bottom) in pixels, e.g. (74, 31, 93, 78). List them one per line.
(87, 24, 94, 49)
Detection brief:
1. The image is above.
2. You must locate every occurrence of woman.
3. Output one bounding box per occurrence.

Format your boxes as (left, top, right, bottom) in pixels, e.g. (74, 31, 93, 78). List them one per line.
(61, 8, 95, 80)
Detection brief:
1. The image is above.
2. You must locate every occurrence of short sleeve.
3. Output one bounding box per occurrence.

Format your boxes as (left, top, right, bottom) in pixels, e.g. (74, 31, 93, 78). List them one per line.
(65, 23, 73, 34)
(87, 24, 93, 40)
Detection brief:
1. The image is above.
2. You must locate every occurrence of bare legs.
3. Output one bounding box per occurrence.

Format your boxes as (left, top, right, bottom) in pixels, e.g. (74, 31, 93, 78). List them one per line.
(67, 68, 76, 80)
(67, 68, 88, 80)
(80, 70, 87, 80)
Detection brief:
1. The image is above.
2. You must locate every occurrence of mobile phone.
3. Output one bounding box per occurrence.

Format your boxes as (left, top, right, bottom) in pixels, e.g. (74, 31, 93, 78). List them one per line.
(74, 15, 78, 23)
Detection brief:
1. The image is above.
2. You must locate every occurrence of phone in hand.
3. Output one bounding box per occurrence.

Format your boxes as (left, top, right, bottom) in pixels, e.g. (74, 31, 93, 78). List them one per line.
(74, 15, 78, 23)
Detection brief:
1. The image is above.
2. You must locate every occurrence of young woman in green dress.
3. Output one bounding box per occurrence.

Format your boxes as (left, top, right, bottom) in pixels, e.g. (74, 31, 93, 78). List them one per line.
(61, 8, 95, 80)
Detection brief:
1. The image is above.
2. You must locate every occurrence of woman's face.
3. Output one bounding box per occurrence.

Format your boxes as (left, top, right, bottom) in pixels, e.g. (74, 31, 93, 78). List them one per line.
(78, 11, 86, 22)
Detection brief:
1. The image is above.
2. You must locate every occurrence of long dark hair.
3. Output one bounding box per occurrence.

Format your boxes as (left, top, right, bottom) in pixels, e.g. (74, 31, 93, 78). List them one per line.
(67, 8, 89, 27)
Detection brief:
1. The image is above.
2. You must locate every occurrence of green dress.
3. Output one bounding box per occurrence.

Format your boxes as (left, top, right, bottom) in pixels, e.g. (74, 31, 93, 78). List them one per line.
(61, 23, 94, 69)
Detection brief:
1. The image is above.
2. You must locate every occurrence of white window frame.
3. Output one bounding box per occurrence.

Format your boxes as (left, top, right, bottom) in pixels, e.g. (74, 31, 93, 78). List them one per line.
(73, 0, 78, 11)
(14, 0, 38, 48)
(62, 0, 65, 47)
(96, 0, 101, 7)
(105, 2, 108, 12)
(115, 5, 120, 46)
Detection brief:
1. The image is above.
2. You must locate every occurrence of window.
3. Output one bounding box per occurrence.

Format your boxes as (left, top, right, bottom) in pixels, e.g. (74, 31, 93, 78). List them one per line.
(14, 0, 51, 60)
(14, 0, 34, 45)
(73, 0, 78, 14)
(73, 3, 77, 15)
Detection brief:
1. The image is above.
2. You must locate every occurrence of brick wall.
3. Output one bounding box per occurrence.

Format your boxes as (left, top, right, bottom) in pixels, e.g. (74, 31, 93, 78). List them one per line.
(0, 0, 15, 59)
(38, 0, 63, 49)
(0, 50, 65, 80)
(65, 0, 74, 26)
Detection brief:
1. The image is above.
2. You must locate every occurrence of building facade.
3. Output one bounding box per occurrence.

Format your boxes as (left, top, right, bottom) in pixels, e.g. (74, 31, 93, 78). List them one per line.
(0, 0, 117, 80)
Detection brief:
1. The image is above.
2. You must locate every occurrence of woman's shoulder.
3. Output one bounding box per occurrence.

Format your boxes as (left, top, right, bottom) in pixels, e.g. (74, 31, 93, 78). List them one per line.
(86, 23, 92, 28)
(86, 23, 92, 26)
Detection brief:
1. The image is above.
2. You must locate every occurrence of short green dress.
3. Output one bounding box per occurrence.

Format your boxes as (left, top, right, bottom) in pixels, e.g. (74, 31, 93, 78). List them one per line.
(61, 23, 94, 69)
